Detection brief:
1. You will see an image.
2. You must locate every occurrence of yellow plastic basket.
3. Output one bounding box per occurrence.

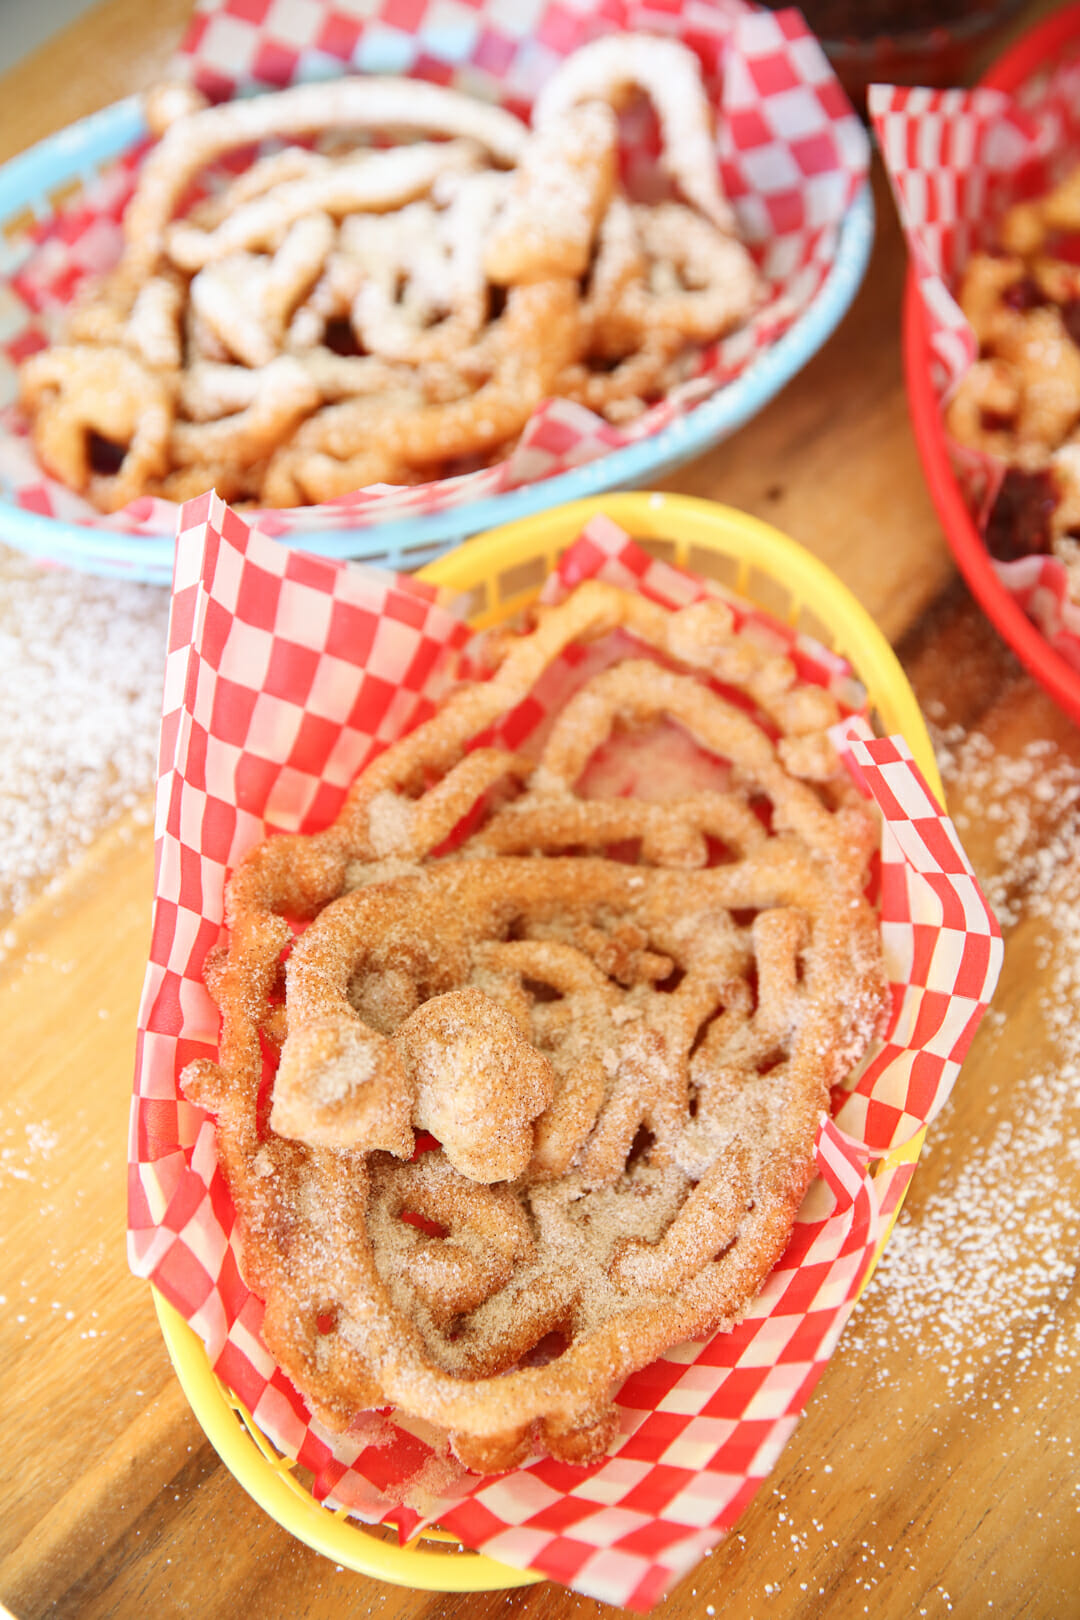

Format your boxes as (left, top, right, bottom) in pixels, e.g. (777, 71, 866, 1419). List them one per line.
(154, 491, 941, 1591)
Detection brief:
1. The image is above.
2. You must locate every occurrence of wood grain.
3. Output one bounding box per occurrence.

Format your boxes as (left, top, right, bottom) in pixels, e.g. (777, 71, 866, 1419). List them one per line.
(0, 4, 1077, 1619)
(0, 0, 192, 165)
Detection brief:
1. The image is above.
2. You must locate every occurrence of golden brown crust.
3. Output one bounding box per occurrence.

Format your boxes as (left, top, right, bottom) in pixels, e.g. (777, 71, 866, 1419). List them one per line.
(183, 581, 888, 1470)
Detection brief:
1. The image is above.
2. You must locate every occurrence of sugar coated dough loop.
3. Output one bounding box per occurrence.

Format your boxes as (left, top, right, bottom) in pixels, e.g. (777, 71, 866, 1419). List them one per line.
(270, 1009, 416, 1156)
(19, 344, 173, 513)
(170, 356, 321, 469)
(532, 32, 736, 233)
(264, 277, 584, 500)
(122, 76, 527, 282)
(185, 580, 887, 1468)
(348, 182, 503, 364)
(188, 212, 337, 369)
(603, 203, 760, 349)
(483, 102, 617, 285)
(195, 147, 334, 236)
(181, 353, 418, 421)
(369, 1153, 535, 1324)
(125, 273, 185, 371)
(166, 142, 482, 270)
(394, 988, 555, 1182)
(142, 81, 209, 138)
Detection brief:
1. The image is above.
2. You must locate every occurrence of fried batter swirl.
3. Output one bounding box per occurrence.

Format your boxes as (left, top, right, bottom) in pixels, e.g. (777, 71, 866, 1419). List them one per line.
(183, 581, 887, 1472)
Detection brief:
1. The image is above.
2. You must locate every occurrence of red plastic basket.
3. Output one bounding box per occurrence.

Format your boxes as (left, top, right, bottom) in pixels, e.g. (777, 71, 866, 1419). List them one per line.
(902, 0, 1080, 726)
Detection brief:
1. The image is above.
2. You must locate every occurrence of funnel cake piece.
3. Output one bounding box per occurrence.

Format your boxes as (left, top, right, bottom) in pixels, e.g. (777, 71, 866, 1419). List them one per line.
(143, 81, 209, 138)
(187, 213, 337, 369)
(348, 173, 507, 364)
(186, 578, 887, 1471)
(167, 142, 482, 269)
(1000, 163, 1080, 255)
(395, 989, 554, 1182)
(122, 76, 527, 283)
(272, 978, 554, 1181)
(19, 344, 172, 513)
(262, 278, 584, 500)
(170, 356, 321, 469)
(122, 273, 186, 371)
(369, 1151, 536, 1324)
(483, 103, 618, 285)
(270, 1011, 415, 1155)
(607, 203, 760, 347)
(531, 32, 736, 233)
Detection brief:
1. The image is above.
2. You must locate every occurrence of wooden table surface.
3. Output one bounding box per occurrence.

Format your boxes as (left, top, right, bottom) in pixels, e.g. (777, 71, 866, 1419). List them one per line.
(1, 5, 1077, 1619)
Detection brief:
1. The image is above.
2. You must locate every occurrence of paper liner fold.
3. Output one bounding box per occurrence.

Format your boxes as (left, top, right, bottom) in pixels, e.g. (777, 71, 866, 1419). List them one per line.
(0, 0, 867, 546)
(128, 496, 1001, 1609)
(869, 52, 1080, 670)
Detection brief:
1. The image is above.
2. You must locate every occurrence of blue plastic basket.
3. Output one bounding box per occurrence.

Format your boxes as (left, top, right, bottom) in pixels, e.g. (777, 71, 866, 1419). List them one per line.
(0, 95, 874, 585)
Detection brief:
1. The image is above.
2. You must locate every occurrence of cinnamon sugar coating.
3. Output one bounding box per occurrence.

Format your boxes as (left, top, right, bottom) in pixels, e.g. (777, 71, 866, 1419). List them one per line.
(183, 581, 888, 1472)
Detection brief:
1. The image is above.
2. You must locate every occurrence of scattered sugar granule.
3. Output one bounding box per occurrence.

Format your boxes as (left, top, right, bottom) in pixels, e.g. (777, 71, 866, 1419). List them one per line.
(0, 1117, 59, 1184)
(847, 723, 1080, 1400)
(0, 545, 167, 923)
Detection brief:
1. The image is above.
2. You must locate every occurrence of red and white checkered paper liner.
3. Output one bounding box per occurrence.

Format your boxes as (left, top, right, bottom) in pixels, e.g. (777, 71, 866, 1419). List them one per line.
(0, 0, 867, 544)
(127, 500, 1001, 1611)
(869, 58, 1080, 671)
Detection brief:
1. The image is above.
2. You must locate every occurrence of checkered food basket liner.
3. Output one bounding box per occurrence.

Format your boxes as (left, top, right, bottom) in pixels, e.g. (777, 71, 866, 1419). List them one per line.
(0, 0, 867, 543)
(127, 497, 1001, 1609)
(869, 60, 1080, 668)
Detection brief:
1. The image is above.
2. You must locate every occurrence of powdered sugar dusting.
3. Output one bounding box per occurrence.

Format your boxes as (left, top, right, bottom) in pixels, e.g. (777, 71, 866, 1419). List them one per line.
(694, 700, 1080, 1611)
(0, 547, 167, 925)
(0, 1116, 58, 1184)
(847, 715, 1080, 1404)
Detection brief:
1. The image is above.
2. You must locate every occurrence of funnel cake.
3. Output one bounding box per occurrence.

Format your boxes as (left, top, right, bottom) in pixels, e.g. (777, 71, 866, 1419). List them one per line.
(944, 164, 1080, 582)
(183, 580, 888, 1473)
(19, 36, 761, 510)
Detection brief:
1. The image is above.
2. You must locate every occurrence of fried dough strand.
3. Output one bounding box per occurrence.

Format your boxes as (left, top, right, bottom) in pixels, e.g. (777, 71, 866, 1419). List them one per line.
(531, 32, 736, 233)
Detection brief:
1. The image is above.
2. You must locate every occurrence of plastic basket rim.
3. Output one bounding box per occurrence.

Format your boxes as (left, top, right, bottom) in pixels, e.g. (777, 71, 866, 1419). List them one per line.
(0, 84, 874, 583)
(900, 0, 1080, 727)
(152, 489, 940, 1593)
